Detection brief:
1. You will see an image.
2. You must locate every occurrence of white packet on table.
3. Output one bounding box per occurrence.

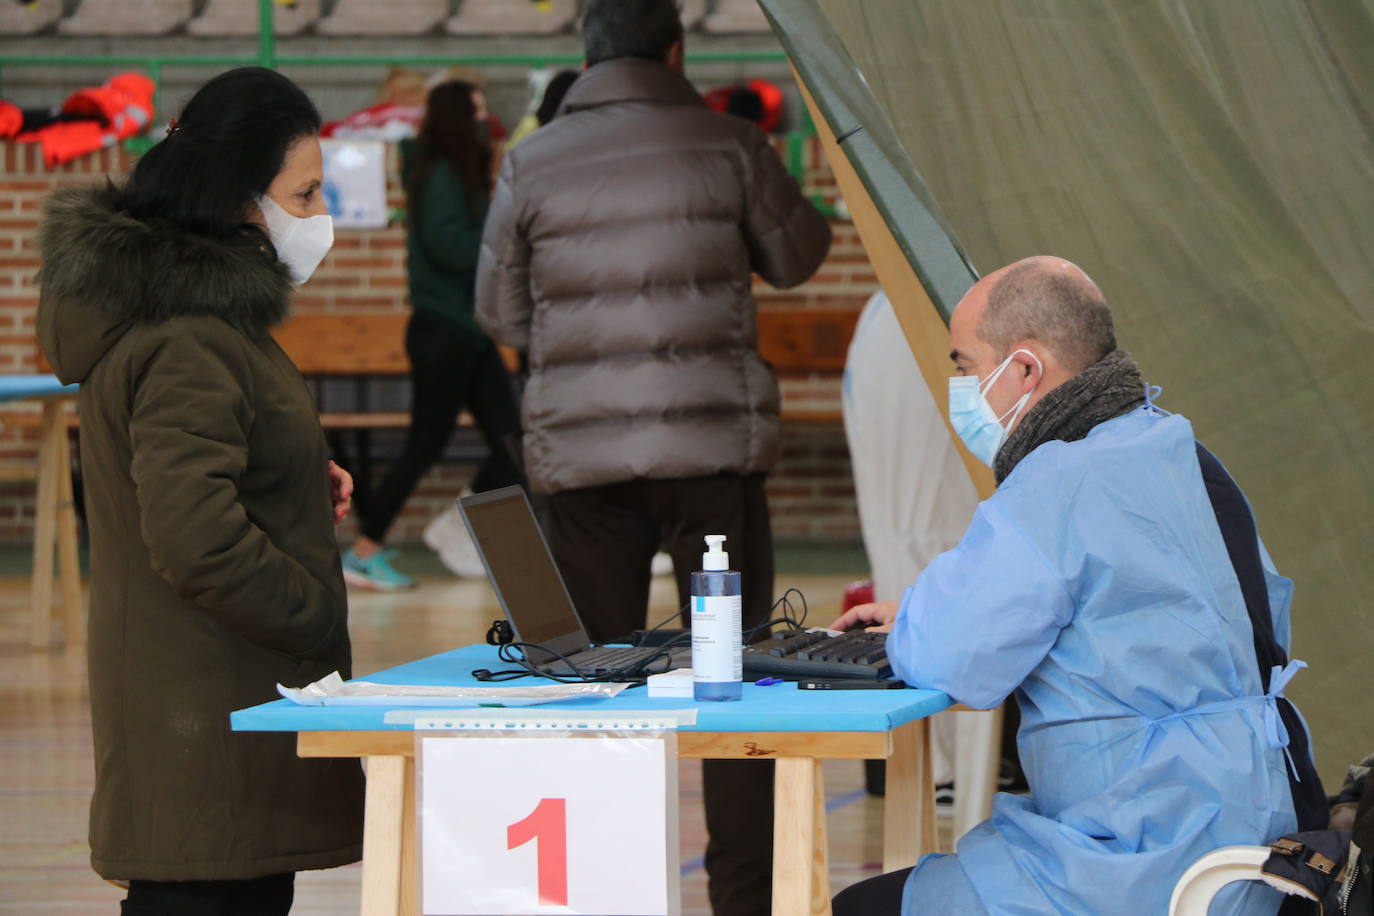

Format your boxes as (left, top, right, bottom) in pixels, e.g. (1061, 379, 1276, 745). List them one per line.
(277, 671, 632, 707)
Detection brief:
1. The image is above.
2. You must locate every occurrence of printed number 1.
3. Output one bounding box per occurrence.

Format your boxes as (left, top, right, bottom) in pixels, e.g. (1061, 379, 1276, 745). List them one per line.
(507, 797, 568, 906)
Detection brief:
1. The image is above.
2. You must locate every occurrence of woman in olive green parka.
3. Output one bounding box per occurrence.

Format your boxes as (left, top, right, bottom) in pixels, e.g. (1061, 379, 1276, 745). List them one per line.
(35, 69, 362, 913)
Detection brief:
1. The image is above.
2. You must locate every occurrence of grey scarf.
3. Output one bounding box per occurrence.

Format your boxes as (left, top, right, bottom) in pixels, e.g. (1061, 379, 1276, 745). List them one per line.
(993, 349, 1146, 484)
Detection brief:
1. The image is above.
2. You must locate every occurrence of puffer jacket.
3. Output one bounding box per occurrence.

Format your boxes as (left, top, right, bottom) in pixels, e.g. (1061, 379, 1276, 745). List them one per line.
(36, 185, 363, 881)
(476, 58, 831, 494)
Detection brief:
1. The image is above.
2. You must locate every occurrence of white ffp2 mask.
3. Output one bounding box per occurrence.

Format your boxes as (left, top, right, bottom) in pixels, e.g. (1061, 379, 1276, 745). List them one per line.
(257, 194, 333, 285)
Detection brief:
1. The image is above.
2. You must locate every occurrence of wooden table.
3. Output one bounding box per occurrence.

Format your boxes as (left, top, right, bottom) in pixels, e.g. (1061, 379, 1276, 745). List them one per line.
(233, 645, 951, 916)
(0, 375, 81, 650)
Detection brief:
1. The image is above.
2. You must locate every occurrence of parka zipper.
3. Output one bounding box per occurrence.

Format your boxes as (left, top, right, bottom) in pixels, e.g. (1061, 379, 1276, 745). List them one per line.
(1342, 846, 1361, 914)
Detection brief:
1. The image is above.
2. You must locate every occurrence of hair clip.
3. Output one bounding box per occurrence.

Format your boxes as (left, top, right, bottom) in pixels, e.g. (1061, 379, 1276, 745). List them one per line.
(164, 118, 179, 137)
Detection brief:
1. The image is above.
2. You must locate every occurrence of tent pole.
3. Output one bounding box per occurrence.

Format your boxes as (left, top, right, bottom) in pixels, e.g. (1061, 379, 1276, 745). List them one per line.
(790, 67, 996, 500)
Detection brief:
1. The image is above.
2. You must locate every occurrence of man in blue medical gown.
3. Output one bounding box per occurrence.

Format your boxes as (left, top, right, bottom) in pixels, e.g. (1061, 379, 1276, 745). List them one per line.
(832, 257, 1325, 916)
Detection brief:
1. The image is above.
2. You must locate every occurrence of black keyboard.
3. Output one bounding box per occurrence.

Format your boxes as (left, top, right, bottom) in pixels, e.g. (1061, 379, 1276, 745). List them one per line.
(742, 630, 892, 680)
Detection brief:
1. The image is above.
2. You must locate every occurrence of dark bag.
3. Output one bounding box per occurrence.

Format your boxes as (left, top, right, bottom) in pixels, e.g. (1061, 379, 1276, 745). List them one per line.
(1263, 831, 1350, 914)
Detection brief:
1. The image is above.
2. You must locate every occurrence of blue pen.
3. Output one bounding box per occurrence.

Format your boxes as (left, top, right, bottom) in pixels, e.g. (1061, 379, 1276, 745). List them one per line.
(754, 677, 783, 686)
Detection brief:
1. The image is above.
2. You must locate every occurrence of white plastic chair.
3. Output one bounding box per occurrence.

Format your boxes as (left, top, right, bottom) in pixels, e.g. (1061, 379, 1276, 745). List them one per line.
(1168, 846, 1270, 915)
(314, 0, 447, 36)
(443, 0, 575, 36)
(701, 0, 771, 34)
(187, 0, 321, 36)
(57, 0, 192, 35)
(0, 0, 61, 35)
(679, 0, 708, 30)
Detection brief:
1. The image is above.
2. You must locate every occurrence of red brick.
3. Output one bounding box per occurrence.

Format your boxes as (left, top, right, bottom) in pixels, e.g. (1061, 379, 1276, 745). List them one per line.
(332, 257, 401, 270)
(332, 295, 401, 309)
(308, 275, 363, 288)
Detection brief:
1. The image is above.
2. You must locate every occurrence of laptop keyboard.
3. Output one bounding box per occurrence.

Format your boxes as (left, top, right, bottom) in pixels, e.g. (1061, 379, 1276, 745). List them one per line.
(540, 645, 687, 676)
(536, 633, 892, 680)
(742, 630, 892, 680)
(575, 647, 658, 670)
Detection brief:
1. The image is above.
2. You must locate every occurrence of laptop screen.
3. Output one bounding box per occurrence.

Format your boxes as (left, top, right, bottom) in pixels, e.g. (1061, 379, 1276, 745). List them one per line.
(457, 487, 589, 655)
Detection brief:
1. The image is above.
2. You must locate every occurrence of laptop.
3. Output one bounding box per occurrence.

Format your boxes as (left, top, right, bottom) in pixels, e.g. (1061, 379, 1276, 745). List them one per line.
(458, 486, 690, 678)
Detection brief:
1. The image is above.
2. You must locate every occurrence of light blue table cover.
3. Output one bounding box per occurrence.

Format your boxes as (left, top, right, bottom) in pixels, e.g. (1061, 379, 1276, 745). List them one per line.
(0, 374, 77, 403)
(231, 644, 951, 734)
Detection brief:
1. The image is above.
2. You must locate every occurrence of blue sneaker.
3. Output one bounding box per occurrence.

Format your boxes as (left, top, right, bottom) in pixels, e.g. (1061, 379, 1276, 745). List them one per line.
(342, 548, 415, 591)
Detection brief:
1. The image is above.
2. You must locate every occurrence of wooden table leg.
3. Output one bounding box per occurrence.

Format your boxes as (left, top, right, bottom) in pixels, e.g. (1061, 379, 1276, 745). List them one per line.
(29, 400, 62, 650)
(884, 718, 937, 872)
(954, 706, 1002, 842)
(774, 756, 831, 916)
(55, 418, 83, 648)
(400, 758, 419, 916)
(810, 759, 833, 916)
(361, 755, 407, 916)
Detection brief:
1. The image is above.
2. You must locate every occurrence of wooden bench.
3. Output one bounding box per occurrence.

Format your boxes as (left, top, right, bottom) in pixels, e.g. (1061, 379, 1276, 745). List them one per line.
(0, 377, 82, 651)
(270, 307, 860, 426)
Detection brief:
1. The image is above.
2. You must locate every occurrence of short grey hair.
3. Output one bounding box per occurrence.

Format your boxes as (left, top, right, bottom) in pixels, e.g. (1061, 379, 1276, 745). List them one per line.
(978, 261, 1117, 372)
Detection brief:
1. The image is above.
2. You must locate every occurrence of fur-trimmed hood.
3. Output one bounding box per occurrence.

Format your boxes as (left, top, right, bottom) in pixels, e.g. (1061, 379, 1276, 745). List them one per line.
(36, 183, 292, 383)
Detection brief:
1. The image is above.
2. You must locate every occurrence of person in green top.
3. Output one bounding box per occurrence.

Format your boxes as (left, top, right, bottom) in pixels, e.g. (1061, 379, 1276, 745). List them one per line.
(344, 80, 523, 589)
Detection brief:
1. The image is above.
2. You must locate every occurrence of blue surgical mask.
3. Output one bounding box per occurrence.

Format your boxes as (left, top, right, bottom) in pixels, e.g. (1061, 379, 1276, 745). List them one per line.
(948, 349, 1042, 467)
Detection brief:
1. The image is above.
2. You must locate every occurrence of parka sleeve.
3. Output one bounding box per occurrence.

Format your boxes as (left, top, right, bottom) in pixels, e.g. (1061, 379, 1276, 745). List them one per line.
(475, 153, 534, 351)
(741, 126, 832, 289)
(887, 501, 1074, 710)
(129, 321, 339, 658)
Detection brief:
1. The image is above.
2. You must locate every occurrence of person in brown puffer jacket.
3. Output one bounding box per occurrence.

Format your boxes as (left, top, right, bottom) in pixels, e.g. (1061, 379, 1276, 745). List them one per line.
(476, 3, 831, 913)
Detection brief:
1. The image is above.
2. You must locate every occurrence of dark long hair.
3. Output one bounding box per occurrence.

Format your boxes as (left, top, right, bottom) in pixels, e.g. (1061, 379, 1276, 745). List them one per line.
(407, 81, 491, 220)
(116, 67, 321, 240)
(536, 71, 579, 126)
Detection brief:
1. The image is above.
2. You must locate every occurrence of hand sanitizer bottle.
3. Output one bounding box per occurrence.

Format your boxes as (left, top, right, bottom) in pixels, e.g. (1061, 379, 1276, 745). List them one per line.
(691, 535, 743, 701)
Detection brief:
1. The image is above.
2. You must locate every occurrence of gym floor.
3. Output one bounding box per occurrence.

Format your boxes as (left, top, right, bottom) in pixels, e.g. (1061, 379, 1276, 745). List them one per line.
(1, 542, 953, 914)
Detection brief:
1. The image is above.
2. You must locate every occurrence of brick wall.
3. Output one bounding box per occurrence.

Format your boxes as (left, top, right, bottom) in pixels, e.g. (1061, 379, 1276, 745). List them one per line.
(0, 135, 877, 544)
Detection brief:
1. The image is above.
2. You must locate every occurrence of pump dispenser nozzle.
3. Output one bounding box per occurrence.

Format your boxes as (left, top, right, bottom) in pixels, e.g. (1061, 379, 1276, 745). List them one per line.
(702, 535, 729, 571)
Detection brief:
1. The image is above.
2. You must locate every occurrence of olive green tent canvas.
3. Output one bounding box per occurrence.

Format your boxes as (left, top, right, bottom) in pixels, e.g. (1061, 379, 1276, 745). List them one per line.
(763, 0, 1374, 786)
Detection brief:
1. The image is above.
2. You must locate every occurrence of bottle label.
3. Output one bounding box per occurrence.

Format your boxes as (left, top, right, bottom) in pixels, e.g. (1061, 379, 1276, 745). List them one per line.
(691, 595, 743, 683)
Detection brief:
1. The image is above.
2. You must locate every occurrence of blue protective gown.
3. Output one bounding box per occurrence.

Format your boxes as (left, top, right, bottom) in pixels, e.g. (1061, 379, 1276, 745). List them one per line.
(890, 406, 1303, 915)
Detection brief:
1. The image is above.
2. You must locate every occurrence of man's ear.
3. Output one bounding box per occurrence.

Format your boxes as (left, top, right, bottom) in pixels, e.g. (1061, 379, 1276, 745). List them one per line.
(1011, 344, 1044, 391)
(666, 40, 686, 74)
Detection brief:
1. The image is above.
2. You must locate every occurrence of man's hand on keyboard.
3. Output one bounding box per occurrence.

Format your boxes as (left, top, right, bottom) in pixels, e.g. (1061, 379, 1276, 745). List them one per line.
(829, 600, 899, 634)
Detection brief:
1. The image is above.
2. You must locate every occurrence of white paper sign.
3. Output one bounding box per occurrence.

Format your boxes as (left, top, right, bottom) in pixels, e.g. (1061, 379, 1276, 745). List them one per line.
(419, 733, 680, 915)
(320, 139, 388, 228)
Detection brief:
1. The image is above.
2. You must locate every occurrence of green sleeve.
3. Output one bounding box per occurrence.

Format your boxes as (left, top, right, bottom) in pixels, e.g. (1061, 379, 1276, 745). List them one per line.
(415, 165, 487, 274)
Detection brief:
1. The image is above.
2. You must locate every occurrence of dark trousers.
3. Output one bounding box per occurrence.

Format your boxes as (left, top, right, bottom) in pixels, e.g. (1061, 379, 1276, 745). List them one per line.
(121, 873, 294, 915)
(832, 866, 911, 915)
(360, 311, 523, 543)
(540, 472, 775, 916)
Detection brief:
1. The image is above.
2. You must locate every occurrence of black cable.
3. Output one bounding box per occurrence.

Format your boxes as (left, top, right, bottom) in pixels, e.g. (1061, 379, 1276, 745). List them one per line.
(634, 600, 691, 646)
(474, 586, 815, 684)
(743, 587, 812, 641)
